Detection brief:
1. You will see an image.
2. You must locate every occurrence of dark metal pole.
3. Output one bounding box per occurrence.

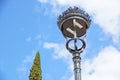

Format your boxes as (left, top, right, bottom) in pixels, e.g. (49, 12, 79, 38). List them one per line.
(66, 38, 86, 80)
(72, 51, 81, 80)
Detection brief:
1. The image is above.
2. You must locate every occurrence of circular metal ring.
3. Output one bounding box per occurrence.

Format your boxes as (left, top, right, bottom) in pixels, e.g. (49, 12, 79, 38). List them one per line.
(66, 38, 86, 53)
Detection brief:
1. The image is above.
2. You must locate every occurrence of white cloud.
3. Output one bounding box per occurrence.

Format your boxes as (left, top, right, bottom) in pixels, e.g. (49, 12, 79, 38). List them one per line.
(38, 0, 120, 43)
(44, 42, 71, 61)
(82, 45, 120, 80)
(44, 42, 120, 80)
(81, 0, 120, 43)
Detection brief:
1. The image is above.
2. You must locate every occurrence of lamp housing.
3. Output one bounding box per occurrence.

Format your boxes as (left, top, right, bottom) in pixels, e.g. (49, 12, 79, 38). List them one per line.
(57, 7, 91, 38)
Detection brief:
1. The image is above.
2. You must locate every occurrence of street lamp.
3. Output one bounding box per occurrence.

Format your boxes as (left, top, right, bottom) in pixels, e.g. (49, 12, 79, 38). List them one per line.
(57, 7, 91, 80)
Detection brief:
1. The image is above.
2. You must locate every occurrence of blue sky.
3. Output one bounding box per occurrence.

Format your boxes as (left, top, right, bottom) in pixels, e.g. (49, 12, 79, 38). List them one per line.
(0, 0, 120, 80)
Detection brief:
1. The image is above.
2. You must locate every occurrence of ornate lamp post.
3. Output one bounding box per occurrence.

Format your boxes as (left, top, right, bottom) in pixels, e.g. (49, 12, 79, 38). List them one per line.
(57, 7, 91, 80)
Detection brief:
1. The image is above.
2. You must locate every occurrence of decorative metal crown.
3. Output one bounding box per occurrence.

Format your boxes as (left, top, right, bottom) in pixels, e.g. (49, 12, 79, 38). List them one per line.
(57, 6, 91, 28)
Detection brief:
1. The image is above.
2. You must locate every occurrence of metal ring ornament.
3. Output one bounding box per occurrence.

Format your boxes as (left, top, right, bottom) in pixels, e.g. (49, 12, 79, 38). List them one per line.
(66, 38, 86, 53)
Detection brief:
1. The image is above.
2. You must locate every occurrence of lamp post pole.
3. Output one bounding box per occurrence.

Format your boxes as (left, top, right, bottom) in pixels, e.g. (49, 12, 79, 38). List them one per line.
(66, 38, 86, 80)
(57, 7, 91, 80)
(73, 51, 81, 80)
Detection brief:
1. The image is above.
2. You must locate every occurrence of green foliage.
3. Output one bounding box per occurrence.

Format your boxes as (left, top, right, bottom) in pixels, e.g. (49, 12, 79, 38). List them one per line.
(29, 51, 42, 80)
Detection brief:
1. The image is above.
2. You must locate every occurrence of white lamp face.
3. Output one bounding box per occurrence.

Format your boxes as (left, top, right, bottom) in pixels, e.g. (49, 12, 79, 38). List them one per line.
(73, 19, 83, 29)
(66, 27, 74, 35)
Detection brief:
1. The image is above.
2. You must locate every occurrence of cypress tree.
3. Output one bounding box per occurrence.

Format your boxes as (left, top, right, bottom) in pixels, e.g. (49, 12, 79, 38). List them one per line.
(29, 51, 42, 80)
